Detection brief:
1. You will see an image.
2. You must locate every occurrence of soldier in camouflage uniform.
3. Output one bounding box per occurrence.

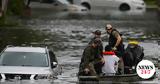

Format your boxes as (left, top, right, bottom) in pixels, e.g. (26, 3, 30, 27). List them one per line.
(88, 30, 104, 75)
(79, 39, 103, 76)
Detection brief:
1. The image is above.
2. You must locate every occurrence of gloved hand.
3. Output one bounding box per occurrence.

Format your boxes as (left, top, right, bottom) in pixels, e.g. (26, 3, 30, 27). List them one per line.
(112, 47, 117, 51)
(101, 58, 105, 64)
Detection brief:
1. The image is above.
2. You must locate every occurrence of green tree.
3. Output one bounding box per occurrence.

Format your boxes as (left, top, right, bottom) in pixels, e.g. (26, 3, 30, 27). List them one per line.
(144, 0, 157, 6)
(8, 0, 25, 15)
(0, 0, 26, 25)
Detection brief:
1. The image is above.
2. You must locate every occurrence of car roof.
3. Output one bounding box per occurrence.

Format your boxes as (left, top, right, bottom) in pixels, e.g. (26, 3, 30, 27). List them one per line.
(4, 47, 46, 53)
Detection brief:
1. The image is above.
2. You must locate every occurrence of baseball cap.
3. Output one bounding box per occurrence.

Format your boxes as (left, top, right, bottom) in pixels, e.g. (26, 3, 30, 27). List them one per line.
(129, 40, 139, 45)
(92, 30, 101, 35)
(106, 24, 112, 29)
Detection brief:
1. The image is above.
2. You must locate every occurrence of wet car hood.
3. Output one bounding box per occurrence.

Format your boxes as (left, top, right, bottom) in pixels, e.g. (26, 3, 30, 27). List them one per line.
(0, 66, 52, 74)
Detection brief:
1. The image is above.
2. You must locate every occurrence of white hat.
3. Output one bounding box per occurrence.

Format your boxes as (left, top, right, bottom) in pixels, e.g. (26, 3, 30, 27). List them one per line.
(106, 24, 112, 29)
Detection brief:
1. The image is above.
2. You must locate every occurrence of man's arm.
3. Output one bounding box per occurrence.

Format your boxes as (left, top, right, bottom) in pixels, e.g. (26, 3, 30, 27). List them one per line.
(83, 47, 95, 74)
(113, 31, 122, 48)
(83, 48, 94, 69)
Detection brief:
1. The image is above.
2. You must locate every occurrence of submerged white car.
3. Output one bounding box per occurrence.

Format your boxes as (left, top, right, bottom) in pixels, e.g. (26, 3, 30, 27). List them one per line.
(81, 0, 146, 11)
(55, 0, 88, 12)
(0, 46, 62, 80)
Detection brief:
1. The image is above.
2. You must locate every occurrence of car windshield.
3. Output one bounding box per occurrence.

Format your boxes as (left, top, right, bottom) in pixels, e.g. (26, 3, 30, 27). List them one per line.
(0, 52, 49, 67)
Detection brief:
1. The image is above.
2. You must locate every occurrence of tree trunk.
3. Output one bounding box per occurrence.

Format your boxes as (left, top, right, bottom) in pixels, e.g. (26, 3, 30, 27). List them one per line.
(2, 0, 8, 16)
(0, 0, 8, 17)
(158, 0, 160, 11)
(0, 0, 1, 11)
(0, 0, 8, 25)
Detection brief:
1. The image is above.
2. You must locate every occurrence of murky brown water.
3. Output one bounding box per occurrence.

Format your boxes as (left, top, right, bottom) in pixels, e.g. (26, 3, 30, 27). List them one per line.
(0, 2, 160, 84)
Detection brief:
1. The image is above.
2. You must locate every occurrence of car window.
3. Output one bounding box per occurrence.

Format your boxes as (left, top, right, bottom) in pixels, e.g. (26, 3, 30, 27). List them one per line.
(49, 51, 57, 63)
(0, 52, 49, 67)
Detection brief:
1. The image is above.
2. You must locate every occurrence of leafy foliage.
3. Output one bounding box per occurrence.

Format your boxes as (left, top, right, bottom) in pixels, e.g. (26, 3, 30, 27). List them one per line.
(8, 0, 25, 15)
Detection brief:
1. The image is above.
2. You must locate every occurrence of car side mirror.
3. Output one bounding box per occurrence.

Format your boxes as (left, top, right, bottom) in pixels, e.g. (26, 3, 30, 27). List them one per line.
(52, 62, 57, 68)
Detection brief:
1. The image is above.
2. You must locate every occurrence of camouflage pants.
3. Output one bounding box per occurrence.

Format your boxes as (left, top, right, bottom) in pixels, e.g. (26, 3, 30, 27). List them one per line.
(118, 57, 124, 74)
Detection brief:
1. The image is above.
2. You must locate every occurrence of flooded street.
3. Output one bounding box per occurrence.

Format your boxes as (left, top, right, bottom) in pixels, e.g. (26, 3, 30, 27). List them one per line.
(0, 2, 160, 84)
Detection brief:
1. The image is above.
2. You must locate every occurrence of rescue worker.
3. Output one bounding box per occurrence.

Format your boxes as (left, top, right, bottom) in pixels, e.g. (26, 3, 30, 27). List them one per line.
(123, 40, 144, 74)
(105, 24, 125, 74)
(79, 39, 103, 76)
(102, 46, 119, 76)
(89, 30, 104, 75)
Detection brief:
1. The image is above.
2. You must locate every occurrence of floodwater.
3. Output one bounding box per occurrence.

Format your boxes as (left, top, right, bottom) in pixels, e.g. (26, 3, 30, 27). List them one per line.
(0, 2, 160, 84)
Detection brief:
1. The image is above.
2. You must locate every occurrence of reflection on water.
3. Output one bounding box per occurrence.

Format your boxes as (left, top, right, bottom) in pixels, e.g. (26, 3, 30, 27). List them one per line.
(158, 9, 160, 22)
(0, 27, 48, 51)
